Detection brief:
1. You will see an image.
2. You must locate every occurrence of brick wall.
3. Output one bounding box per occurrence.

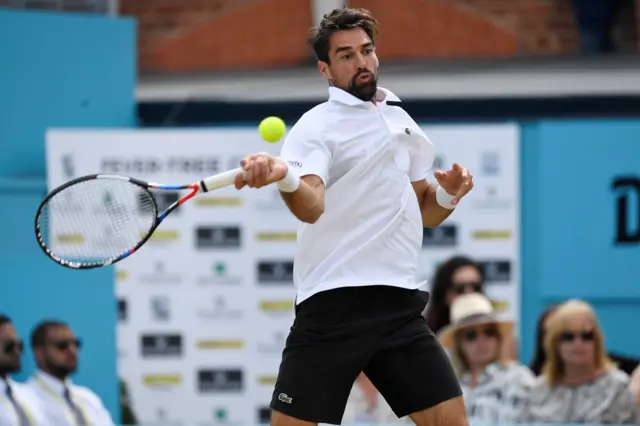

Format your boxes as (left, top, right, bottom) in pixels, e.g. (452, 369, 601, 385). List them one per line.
(118, 0, 638, 74)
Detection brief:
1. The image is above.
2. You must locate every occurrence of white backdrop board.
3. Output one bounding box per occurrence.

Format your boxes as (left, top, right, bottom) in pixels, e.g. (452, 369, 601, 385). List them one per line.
(45, 124, 520, 424)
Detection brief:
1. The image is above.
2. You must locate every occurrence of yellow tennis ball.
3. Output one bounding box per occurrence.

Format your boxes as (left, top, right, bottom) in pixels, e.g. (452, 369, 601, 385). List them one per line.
(259, 116, 286, 143)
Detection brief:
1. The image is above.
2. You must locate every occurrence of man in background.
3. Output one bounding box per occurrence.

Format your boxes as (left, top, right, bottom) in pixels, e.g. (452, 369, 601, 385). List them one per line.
(0, 315, 49, 426)
(25, 320, 114, 425)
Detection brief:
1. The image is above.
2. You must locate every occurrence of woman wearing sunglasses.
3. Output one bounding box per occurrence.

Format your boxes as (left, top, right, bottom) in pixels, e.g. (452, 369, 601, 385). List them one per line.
(438, 293, 534, 424)
(520, 299, 640, 423)
(423, 256, 485, 335)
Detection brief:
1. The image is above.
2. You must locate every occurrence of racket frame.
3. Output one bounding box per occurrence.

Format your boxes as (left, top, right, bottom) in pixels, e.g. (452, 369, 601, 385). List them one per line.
(35, 169, 242, 270)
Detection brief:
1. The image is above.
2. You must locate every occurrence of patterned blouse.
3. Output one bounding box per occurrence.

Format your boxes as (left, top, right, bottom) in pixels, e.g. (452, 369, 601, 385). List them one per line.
(459, 362, 535, 424)
(519, 366, 640, 424)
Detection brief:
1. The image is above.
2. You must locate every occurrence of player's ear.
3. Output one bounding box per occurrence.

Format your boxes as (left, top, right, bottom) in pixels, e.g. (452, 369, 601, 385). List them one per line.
(318, 61, 332, 81)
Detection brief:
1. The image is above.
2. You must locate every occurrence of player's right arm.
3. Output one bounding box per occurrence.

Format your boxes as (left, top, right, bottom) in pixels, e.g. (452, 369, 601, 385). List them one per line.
(279, 174, 325, 224)
(235, 117, 329, 224)
(277, 119, 329, 224)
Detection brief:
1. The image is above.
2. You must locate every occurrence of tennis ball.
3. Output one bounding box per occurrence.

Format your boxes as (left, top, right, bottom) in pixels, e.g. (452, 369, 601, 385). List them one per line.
(259, 116, 286, 143)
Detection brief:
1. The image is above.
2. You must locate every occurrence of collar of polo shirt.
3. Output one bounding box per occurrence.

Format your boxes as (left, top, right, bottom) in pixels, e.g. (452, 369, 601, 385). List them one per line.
(328, 86, 401, 106)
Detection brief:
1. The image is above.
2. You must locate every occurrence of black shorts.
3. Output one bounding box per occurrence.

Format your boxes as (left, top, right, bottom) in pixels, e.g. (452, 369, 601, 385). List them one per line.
(269, 285, 462, 424)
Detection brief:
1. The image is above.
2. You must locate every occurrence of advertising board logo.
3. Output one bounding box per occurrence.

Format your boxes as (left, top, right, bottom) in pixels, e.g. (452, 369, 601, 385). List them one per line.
(257, 331, 287, 355)
(257, 261, 294, 285)
(612, 176, 640, 245)
(142, 374, 182, 390)
(259, 300, 294, 316)
(117, 299, 127, 322)
(255, 231, 297, 242)
(491, 299, 510, 313)
(481, 151, 500, 176)
(150, 296, 171, 321)
(257, 375, 278, 385)
(197, 369, 243, 393)
(144, 230, 179, 244)
(197, 297, 243, 320)
(198, 261, 241, 285)
(100, 156, 225, 175)
(471, 229, 512, 240)
(194, 195, 243, 207)
(140, 333, 182, 357)
(478, 260, 512, 283)
(196, 339, 244, 350)
(196, 226, 241, 249)
(422, 225, 457, 247)
(139, 261, 182, 284)
(116, 269, 128, 282)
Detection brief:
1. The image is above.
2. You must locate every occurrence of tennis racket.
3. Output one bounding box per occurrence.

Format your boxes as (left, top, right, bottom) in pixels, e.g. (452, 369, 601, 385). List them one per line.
(35, 168, 246, 269)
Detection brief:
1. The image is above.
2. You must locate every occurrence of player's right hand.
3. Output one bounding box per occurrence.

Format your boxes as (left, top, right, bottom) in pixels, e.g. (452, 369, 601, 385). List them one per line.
(235, 153, 288, 189)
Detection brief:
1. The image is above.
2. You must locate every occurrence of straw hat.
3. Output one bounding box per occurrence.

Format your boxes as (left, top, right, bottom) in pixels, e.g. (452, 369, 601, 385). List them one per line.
(438, 293, 513, 349)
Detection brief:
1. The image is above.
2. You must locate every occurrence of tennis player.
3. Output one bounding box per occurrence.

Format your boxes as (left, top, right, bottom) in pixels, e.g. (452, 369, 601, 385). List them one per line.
(235, 7, 472, 426)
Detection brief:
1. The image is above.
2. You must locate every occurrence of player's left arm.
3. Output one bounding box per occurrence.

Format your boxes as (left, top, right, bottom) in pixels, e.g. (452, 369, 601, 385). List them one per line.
(408, 126, 473, 228)
(412, 180, 455, 227)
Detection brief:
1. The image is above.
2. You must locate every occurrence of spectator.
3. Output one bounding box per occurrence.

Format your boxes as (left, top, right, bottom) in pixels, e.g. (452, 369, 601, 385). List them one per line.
(423, 256, 484, 335)
(520, 299, 640, 423)
(25, 320, 115, 426)
(0, 315, 50, 426)
(438, 293, 534, 424)
(342, 372, 408, 424)
(120, 378, 138, 425)
(530, 303, 640, 376)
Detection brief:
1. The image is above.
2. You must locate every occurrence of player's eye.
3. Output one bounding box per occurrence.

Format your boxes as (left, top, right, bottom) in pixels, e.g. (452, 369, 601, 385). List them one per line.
(364, 48, 374, 55)
(341, 54, 351, 60)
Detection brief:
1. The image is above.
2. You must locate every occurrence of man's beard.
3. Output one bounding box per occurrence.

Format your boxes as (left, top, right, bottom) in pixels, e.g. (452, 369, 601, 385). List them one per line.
(43, 357, 76, 380)
(347, 69, 378, 101)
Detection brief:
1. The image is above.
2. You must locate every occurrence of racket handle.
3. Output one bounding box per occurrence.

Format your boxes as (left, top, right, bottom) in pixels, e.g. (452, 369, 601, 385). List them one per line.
(200, 168, 246, 192)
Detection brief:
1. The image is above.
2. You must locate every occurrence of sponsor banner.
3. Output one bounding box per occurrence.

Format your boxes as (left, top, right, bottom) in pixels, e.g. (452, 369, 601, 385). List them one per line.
(46, 124, 520, 423)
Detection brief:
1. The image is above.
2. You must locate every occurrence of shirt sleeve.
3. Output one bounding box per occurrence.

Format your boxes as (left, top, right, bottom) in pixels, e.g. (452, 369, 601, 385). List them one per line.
(408, 123, 435, 183)
(279, 118, 331, 185)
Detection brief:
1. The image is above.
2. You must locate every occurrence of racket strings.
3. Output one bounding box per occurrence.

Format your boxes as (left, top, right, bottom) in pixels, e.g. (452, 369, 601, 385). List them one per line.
(37, 179, 157, 264)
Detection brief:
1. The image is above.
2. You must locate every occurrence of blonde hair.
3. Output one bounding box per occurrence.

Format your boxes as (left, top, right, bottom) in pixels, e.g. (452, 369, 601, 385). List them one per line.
(542, 299, 611, 385)
(450, 323, 511, 377)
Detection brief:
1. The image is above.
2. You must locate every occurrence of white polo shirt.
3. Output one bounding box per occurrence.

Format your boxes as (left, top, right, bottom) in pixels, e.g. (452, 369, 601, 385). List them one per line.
(280, 86, 435, 304)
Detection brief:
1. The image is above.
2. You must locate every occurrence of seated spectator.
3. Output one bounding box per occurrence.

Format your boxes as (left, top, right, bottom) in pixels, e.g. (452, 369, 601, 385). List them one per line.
(423, 256, 484, 335)
(342, 372, 408, 424)
(438, 293, 534, 424)
(520, 299, 640, 423)
(530, 303, 640, 376)
(0, 315, 50, 426)
(25, 320, 115, 426)
(424, 256, 516, 360)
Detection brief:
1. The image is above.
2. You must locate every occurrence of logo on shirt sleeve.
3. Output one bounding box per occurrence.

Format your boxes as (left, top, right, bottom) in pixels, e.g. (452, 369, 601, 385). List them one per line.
(287, 160, 302, 168)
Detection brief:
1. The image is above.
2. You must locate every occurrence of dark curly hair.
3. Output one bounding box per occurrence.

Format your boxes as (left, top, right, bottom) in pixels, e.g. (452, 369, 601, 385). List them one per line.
(308, 7, 378, 64)
(424, 256, 484, 334)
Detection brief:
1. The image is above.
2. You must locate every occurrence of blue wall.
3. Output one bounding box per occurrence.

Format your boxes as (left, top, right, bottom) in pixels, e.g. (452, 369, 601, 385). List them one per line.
(520, 119, 640, 363)
(0, 9, 136, 422)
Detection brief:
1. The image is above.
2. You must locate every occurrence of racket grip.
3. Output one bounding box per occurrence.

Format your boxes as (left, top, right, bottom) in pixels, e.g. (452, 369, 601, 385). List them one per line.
(200, 168, 246, 192)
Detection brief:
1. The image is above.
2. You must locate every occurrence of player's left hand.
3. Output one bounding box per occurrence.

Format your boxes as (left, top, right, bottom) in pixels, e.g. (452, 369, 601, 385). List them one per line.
(433, 163, 474, 205)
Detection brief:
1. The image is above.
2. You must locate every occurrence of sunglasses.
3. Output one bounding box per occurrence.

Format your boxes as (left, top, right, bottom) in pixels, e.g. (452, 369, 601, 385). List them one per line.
(559, 330, 595, 342)
(451, 281, 483, 295)
(1, 339, 23, 354)
(460, 326, 498, 342)
(48, 338, 82, 351)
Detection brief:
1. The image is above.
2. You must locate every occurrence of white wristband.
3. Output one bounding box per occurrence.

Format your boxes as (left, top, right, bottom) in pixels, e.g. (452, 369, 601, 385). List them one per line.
(277, 166, 300, 192)
(436, 185, 456, 210)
